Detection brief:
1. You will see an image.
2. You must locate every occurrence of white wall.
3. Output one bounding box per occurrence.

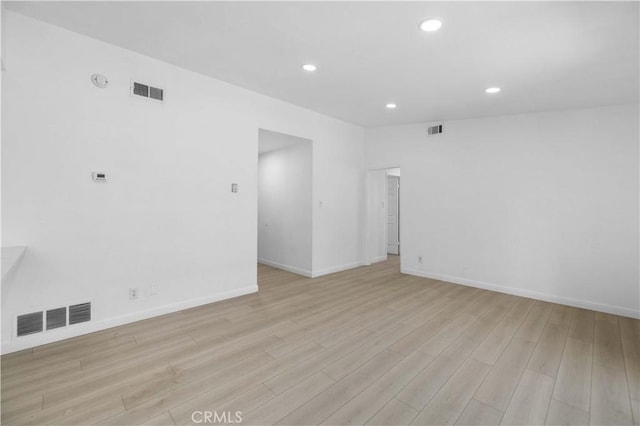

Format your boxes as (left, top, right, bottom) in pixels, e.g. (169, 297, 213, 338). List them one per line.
(365, 104, 640, 318)
(1, 11, 364, 353)
(258, 138, 312, 276)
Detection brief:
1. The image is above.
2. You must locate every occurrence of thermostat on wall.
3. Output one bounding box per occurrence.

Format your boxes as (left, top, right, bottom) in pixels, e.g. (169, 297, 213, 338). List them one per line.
(92, 172, 107, 182)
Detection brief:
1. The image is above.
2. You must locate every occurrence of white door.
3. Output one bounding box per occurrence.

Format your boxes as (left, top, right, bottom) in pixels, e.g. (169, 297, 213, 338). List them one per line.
(387, 175, 400, 255)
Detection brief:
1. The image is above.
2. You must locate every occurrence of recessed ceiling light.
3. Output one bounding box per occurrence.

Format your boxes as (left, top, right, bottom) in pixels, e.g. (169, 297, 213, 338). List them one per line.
(301, 64, 317, 72)
(420, 19, 442, 32)
(486, 87, 501, 94)
(386, 103, 397, 109)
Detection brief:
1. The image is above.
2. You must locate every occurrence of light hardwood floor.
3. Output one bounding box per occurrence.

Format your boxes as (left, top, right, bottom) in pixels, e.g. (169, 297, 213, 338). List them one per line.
(1, 257, 639, 425)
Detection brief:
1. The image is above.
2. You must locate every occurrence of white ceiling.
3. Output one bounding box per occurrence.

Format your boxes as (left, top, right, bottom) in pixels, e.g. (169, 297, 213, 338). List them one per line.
(7, 1, 639, 127)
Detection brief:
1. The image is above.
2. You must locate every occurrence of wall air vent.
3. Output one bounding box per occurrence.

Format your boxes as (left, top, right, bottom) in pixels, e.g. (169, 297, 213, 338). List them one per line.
(17, 312, 43, 337)
(69, 302, 91, 325)
(133, 82, 149, 97)
(17, 303, 90, 337)
(47, 307, 67, 330)
(149, 86, 164, 101)
(132, 81, 164, 102)
(428, 124, 443, 136)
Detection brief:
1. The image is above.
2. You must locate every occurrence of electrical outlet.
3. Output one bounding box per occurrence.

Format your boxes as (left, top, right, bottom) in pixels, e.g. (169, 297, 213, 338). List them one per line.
(418, 256, 423, 264)
(129, 288, 139, 300)
(150, 285, 158, 296)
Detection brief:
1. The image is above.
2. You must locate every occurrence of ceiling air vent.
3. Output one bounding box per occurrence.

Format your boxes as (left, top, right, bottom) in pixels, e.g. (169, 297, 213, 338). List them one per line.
(132, 81, 164, 102)
(17, 312, 43, 337)
(69, 302, 91, 325)
(47, 307, 67, 330)
(428, 124, 443, 136)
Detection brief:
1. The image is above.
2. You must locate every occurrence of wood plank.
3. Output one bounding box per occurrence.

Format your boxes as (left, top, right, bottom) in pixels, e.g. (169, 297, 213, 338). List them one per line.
(263, 329, 375, 395)
(471, 299, 534, 365)
(545, 399, 589, 426)
(122, 350, 273, 410)
(568, 309, 595, 344)
(51, 397, 125, 426)
(411, 358, 491, 425)
(420, 314, 477, 357)
(141, 412, 176, 426)
(596, 312, 618, 324)
(100, 342, 318, 425)
(595, 318, 622, 349)
(500, 369, 554, 425)
(322, 323, 413, 380)
(455, 399, 503, 426)
(390, 305, 459, 355)
(397, 336, 480, 411)
(619, 317, 640, 342)
(0, 395, 43, 424)
(183, 384, 275, 425)
(474, 337, 536, 411)
(322, 350, 434, 425)
(621, 332, 640, 402)
(241, 372, 335, 425)
(553, 337, 592, 413)
(548, 305, 574, 327)
(515, 301, 553, 343)
(591, 336, 633, 425)
(276, 349, 403, 425)
(367, 398, 418, 426)
(528, 322, 569, 378)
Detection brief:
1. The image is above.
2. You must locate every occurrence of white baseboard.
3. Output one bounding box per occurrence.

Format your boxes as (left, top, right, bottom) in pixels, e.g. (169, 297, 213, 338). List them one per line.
(312, 261, 363, 278)
(258, 258, 313, 277)
(402, 267, 639, 319)
(258, 258, 363, 278)
(1, 285, 258, 354)
(369, 255, 388, 264)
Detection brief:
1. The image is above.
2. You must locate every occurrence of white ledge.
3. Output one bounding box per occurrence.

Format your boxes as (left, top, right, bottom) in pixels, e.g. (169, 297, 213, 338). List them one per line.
(2, 246, 27, 280)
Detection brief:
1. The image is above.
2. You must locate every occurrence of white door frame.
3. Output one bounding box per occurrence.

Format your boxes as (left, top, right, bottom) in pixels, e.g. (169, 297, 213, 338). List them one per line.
(386, 174, 400, 255)
(363, 165, 400, 265)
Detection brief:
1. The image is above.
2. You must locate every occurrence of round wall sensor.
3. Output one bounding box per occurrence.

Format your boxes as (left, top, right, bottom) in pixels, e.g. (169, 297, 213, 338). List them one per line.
(91, 74, 109, 88)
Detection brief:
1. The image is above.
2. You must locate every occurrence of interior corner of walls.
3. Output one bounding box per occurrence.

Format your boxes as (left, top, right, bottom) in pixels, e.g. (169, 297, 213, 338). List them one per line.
(257, 258, 313, 278)
(311, 261, 362, 278)
(400, 267, 640, 320)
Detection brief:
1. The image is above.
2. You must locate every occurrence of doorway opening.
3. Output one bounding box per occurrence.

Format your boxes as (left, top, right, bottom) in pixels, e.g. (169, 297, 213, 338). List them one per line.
(257, 129, 313, 282)
(365, 167, 401, 268)
(386, 168, 400, 257)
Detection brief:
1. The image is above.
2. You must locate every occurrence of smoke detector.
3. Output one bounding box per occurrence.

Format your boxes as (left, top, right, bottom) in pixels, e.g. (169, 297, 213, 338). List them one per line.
(91, 74, 109, 88)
